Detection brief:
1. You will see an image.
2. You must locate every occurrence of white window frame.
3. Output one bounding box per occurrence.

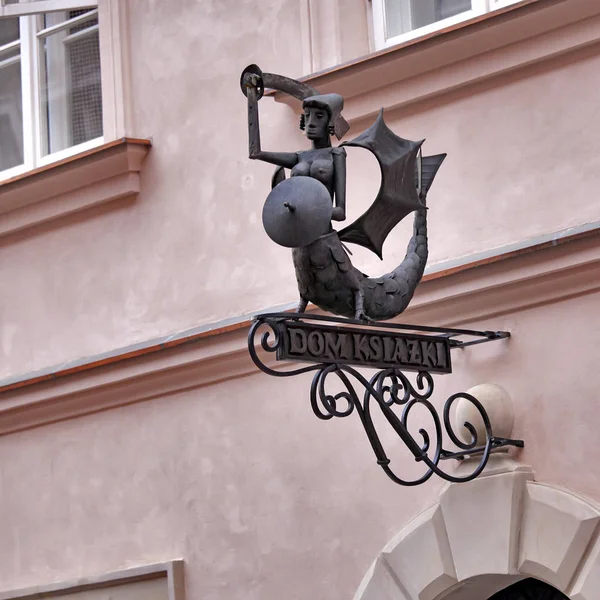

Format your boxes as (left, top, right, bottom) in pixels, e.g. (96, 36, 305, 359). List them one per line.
(0, 0, 90, 17)
(371, 0, 524, 50)
(0, 0, 108, 182)
(489, 0, 523, 8)
(0, 560, 185, 600)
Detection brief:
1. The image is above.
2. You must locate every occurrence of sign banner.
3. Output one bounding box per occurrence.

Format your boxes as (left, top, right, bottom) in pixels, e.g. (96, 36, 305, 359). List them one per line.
(275, 321, 452, 374)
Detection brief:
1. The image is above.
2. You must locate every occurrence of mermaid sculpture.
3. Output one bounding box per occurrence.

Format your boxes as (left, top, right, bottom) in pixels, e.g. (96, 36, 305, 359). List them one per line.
(241, 65, 445, 322)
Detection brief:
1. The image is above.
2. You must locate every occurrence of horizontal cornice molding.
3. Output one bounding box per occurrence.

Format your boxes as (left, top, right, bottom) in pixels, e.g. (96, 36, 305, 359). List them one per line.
(1, 223, 600, 436)
(271, 0, 600, 124)
(0, 138, 151, 238)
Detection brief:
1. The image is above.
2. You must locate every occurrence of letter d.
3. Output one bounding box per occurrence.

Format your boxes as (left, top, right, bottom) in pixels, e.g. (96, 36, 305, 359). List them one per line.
(289, 328, 307, 354)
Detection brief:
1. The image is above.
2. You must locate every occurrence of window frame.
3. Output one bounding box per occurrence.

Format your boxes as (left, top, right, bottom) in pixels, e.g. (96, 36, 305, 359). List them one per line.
(0, 0, 105, 182)
(490, 0, 524, 8)
(371, 0, 524, 50)
(0, 560, 185, 600)
(0, 0, 91, 18)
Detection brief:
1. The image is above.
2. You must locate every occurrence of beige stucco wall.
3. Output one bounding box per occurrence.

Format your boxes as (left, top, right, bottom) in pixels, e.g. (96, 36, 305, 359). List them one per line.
(2, 1, 600, 378)
(2, 2, 600, 599)
(2, 283, 600, 599)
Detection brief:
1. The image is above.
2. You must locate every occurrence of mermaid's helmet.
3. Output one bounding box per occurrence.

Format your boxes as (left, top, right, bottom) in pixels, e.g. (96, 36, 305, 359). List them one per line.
(302, 93, 348, 140)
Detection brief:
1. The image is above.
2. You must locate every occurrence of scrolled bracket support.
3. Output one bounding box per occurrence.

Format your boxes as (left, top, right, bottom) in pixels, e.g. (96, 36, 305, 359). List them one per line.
(248, 313, 524, 486)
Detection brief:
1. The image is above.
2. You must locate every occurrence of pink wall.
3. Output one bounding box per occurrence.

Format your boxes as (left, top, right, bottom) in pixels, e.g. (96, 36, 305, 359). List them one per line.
(1, 286, 600, 599)
(1, 3, 599, 379)
(2, 4, 600, 599)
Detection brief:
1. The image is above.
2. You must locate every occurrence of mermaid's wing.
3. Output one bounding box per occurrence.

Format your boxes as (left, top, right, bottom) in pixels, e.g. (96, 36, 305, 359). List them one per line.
(416, 153, 447, 197)
(338, 110, 444, 259)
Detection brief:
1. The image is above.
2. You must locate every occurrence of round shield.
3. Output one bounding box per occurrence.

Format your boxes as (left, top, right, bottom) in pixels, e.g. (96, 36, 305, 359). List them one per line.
(240, 64, 264, 100)
(262, 176, 332, 248)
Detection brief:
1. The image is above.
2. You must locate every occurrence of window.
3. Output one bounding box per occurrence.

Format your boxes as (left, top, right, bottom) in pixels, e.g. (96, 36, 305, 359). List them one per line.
(0, 561, 185, 600)
(372, 0, 524, 50)
(0, 0, 102, 180)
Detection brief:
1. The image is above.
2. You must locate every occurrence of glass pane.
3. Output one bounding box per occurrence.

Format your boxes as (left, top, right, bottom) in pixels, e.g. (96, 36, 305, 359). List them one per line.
(384, 0, 472, 38)
(0, 58, 24, 171)
(0, 15, 19, 45)
(384, 0, 410, 38)
(0, 17, 22, 172)
(40, 10, 102, 156)
(434, 0, 472, 21)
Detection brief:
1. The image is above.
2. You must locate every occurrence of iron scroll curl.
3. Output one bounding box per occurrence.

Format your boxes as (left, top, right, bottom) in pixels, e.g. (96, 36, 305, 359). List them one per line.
(248, 313, 520, 486)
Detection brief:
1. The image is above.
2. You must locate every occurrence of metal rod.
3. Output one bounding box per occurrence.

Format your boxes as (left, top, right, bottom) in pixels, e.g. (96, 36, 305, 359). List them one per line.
(256, 312, 511, 341)
(36, 9, 98, 39)
(440, 438, 525, 461)
(62, 23, 98, 44)
(0, 53, 19, 69)
(0, 39, 19, 58)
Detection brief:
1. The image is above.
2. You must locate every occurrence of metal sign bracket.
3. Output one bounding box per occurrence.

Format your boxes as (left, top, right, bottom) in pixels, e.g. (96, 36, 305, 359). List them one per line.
(249, 312, 524, 487)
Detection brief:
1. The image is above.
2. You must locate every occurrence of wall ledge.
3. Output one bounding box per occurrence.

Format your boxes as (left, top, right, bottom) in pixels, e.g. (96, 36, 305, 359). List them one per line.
(271, 0, 600, 124)
(0, 560, 184, 600)
(1, 222, 600, 436)
(0, 138, 151, 238)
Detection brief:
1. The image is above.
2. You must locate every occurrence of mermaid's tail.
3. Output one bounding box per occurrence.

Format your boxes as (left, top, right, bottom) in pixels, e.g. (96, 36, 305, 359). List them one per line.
(292, 153, 444, 321)
(362, 207, 428, 321)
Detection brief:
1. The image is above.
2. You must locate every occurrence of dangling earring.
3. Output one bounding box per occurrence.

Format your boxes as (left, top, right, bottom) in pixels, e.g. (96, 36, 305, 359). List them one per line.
(328, 124, 335, 136)
(299, 115, 306, 131)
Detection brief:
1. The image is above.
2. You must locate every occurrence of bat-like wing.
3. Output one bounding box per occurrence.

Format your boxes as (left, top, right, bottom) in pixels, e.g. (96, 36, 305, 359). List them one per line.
(415, 153, 447, 197)
(338, 110, 432, 259)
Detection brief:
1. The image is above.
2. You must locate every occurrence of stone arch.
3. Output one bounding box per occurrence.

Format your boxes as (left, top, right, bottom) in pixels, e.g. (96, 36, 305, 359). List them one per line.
(354, 458, 600, 600)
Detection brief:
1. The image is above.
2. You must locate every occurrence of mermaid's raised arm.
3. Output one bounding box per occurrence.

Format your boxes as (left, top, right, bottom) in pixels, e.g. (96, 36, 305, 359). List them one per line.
(243, 72, 298, 169)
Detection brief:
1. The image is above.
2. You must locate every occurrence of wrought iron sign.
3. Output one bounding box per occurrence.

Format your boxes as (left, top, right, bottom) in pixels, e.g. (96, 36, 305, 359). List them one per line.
(241, 64, 524, 487)
(274, 319, 452, 373)
(249, 313, 522, 486)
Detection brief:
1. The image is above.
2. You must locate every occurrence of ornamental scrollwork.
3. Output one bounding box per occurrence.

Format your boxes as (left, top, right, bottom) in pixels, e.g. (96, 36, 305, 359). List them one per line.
(248, 314, 523, 486)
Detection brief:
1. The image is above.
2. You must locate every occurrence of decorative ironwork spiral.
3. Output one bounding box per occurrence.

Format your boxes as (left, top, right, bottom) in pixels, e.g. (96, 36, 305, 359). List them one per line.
(248, 318, 320, 378)
(248, 315, 515, 486)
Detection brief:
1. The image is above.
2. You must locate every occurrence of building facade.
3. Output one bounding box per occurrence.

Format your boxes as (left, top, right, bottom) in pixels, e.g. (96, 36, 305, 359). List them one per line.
(1, 0, 600, 599)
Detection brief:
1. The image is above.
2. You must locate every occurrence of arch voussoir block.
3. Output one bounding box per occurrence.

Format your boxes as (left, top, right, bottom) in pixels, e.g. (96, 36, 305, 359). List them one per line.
(353, 557, 411, 600)
(518, 482, 600, 593)
(383, 505, 457, 600)
(439, 471, 529, 582)
(355, 462, 600, 600)
(570, 531, 600, 600)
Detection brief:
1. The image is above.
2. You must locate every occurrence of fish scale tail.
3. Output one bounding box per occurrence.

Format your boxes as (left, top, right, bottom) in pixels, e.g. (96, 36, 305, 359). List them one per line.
(363, 208, 428, 321)
(392, 207, 428, 298)
(405, 208, 428, 260)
